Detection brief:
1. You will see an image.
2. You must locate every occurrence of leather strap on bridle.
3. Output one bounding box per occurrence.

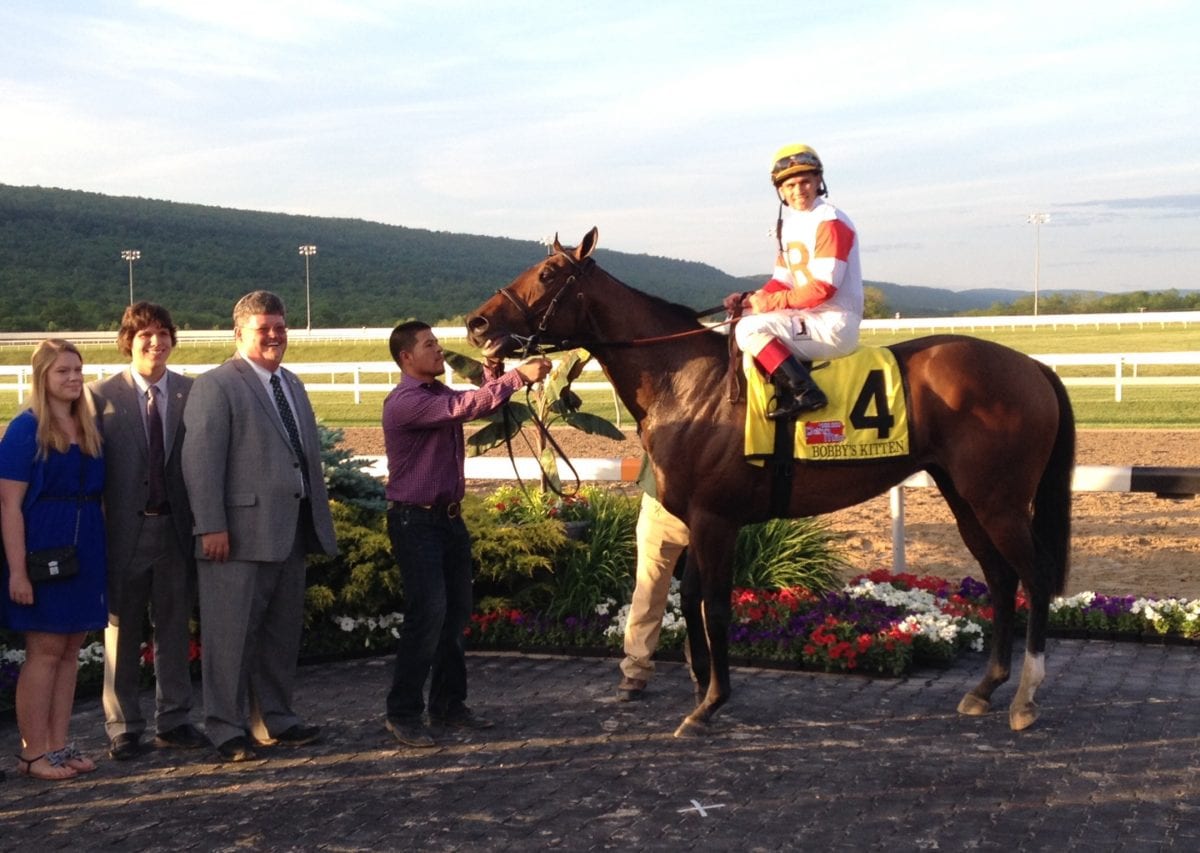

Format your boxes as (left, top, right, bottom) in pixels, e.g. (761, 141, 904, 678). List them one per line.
(488, 251, 744, 499)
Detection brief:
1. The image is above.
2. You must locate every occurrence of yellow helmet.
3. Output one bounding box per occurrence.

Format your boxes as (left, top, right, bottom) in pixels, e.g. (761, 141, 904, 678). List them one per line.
(770, 144, 823, 186)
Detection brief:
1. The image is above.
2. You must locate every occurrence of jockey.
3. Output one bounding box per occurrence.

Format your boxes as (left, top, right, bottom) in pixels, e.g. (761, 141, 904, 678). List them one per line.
(726, 144, 864, 419)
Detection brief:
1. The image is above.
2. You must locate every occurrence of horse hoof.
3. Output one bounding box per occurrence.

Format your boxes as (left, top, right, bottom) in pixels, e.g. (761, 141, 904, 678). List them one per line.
(673, 717, 708, 739)
(1009, 702, 1039, 731)
(957, 693, 990, 716)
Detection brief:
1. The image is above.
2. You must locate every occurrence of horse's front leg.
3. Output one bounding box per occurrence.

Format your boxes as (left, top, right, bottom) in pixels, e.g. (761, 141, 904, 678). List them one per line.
(674, 520, 737, 738)
(678, 556, 709, 704)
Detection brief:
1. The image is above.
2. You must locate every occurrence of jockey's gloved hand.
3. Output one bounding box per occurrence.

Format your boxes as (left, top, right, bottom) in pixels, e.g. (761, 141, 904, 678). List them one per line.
(723, 291, 750, 315)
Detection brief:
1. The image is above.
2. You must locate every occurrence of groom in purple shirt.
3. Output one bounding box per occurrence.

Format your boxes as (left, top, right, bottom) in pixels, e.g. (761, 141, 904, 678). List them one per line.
(381, 320, 550, 747)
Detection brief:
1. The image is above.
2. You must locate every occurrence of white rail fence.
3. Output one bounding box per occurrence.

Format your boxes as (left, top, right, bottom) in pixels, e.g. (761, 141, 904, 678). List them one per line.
(3, 351, 1199, 406)
(0, 360, 627, 414)
(2, 310, 1197, 349)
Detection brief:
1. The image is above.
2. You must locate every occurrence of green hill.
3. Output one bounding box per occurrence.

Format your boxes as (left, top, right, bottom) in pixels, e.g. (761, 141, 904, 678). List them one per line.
(0, 184, 752, 331)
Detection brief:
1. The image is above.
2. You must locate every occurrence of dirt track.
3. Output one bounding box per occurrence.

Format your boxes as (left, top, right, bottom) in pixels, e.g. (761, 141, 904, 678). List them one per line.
(342, 428, 1200, 600)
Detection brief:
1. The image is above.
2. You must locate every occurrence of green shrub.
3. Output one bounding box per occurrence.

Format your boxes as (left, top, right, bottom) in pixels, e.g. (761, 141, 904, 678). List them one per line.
(733, 517, 848, 593)
(543, 488, 639, 618)
(465, 493, 569, 609)
(305, 501, 398, 625)
(304, 425, 395, 626)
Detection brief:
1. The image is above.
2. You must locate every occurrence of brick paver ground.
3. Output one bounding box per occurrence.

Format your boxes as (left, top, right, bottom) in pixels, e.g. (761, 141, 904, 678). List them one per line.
(2, 641, 1199, 851)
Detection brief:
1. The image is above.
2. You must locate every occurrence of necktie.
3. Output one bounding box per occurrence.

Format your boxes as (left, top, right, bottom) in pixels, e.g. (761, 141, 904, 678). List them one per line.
(145, 385, 167, 509)
(270, 373, 310, 495)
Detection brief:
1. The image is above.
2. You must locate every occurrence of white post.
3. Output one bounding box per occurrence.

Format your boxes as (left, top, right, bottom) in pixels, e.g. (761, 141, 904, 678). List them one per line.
(889, 485, 906, 574)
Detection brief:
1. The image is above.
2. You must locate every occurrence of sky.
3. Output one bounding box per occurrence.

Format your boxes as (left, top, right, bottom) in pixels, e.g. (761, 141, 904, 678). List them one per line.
(2, 0, 1198, 295)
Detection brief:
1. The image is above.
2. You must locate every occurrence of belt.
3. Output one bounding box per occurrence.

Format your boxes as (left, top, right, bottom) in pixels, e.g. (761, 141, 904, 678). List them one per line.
(387, 500, 462, 519)
(141, 503, 172, 517)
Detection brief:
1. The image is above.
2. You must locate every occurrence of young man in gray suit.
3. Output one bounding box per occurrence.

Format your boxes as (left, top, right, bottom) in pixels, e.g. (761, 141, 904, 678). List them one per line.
(182, 290, 338, 763)
(91, 302, 206, 760)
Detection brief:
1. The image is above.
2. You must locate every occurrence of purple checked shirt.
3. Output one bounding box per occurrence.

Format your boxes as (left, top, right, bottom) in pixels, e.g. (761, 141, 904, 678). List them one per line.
(383, 365, 526, 504)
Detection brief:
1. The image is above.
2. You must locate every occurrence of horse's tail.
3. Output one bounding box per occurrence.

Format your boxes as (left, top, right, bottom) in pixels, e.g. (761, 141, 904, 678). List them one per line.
(1033, 364, 1075, 596)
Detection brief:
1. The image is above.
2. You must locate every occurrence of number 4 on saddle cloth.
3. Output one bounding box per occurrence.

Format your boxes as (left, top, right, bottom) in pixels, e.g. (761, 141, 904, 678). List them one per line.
(744, 347, 911, 463)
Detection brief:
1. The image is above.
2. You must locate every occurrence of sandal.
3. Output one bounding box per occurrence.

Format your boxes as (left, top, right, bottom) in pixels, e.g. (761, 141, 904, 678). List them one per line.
(14, 753, 77, 781)
(49, 744, 96, 774)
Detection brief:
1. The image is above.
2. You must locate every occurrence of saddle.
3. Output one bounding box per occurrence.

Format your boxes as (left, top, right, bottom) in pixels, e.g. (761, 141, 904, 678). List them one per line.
(743, 347, 911, 461)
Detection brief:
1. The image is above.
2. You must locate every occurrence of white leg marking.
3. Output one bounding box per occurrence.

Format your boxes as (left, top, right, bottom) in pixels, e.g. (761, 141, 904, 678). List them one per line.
(1022, 650, 1046, 691)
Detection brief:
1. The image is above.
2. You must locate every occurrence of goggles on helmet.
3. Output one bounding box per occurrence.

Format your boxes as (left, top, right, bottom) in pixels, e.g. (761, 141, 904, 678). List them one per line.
(771, 150, 822, 185)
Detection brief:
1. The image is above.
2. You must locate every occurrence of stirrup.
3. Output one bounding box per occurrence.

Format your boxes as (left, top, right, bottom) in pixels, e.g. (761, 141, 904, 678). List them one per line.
(766, 389, 827, 420)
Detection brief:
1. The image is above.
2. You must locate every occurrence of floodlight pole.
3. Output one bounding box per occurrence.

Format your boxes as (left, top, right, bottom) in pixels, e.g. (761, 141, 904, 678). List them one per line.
(121, 249, 141, 305)
(298, 244, 317, 332)
(1026, 213, 1050, 316)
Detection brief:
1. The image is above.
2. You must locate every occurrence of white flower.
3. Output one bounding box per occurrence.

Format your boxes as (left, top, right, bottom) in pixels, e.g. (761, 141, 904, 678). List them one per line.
(78, 642, 105, 664)
(846, 579, 983, 653)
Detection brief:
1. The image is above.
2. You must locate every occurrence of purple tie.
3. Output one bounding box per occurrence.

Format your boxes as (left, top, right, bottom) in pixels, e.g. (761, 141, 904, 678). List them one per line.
(146, 385, 167, 509)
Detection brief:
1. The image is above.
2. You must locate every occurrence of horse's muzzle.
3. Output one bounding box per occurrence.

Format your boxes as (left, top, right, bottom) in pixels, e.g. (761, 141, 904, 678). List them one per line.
(466, 315, 489, 341)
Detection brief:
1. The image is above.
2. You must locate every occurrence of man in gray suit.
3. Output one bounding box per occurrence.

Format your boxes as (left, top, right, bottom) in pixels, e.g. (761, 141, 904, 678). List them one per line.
(182, 290, 337, 763)
(92, 302, 206, 761)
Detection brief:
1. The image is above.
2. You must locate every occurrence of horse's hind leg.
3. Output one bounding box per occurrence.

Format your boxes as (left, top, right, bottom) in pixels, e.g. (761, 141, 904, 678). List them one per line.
(957, 562, 1018, 718)
(945, 488, 1049, 730)
(1007, 541, 1057, 731)
(937, 483, 1023, 719)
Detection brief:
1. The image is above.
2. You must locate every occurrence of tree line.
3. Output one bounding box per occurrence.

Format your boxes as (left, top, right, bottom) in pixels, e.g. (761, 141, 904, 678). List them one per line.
(2, 184, 1193, 332)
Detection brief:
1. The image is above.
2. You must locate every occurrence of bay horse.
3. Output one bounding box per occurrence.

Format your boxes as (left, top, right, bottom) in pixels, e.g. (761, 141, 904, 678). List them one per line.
(467, 228, 1074, 737)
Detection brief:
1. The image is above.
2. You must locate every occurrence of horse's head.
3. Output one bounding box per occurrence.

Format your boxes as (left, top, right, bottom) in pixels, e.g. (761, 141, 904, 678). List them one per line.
(467, 227, 600, 359)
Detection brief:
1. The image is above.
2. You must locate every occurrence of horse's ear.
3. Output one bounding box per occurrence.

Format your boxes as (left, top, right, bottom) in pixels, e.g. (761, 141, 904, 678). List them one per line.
(576, 226, 599, 261)
(552, 232, 564, 253)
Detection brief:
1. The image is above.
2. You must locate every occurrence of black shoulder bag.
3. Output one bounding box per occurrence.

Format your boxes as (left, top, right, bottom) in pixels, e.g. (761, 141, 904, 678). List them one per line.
(25, 457, 85, 583)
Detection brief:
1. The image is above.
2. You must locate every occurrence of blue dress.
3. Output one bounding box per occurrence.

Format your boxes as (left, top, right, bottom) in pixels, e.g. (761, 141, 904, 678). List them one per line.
(0, 410, 107, 633)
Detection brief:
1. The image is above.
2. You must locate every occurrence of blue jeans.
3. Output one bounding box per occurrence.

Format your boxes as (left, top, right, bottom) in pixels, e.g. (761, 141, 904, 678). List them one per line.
(385, 505, 474, 720)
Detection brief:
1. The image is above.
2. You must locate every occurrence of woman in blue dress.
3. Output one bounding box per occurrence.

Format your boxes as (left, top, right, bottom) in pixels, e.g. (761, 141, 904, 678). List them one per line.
(1, 339, 107, 781)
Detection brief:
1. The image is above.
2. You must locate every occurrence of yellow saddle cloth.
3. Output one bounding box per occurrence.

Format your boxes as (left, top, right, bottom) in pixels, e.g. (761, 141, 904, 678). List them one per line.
(744, 347, 911, 462)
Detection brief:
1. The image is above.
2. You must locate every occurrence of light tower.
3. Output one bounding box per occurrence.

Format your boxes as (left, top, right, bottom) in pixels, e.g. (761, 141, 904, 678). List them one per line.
(298, 244, 317, 331)
(1025, 213, 1050, 316)
(121, 249, 141, 305)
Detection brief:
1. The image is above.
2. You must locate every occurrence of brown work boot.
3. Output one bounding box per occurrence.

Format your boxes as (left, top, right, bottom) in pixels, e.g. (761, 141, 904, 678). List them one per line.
(617, 677, 647, 702)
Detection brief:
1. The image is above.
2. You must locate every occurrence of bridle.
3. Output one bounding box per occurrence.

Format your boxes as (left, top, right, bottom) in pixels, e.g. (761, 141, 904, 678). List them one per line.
(480, 249, 738, 500)
(490, 251, 595, 358)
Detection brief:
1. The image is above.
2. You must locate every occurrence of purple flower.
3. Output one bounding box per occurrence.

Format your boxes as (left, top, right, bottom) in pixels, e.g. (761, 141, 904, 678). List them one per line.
(958, 577, 990, 600)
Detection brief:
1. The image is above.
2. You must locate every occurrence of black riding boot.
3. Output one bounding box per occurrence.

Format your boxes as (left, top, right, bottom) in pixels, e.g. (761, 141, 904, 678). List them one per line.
(767, 356, 828, 419)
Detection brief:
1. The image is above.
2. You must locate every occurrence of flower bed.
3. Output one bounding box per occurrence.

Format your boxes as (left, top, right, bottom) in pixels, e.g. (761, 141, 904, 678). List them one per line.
(4, 570, 1200, 715)
(470, 570, 991, 675)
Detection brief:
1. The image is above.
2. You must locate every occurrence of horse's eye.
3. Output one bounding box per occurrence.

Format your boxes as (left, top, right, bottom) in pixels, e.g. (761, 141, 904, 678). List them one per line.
(539, 268, 554, 284)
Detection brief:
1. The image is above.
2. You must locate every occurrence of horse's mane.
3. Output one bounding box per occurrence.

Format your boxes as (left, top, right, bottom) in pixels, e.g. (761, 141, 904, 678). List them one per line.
(648, 292, 709, 324)
(603, 267, 717, 333)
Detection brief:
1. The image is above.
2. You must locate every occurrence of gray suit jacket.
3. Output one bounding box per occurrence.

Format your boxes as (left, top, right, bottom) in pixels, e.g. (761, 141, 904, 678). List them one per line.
(90, 368, 195, 582)
(181, 356, 337, 562)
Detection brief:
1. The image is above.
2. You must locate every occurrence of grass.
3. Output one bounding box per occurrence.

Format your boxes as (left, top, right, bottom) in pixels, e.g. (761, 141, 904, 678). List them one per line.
(3, 325, 1199, 429)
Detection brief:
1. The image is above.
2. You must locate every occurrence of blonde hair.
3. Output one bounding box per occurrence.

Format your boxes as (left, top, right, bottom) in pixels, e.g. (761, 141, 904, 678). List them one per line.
(30, 339, 103, 459)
